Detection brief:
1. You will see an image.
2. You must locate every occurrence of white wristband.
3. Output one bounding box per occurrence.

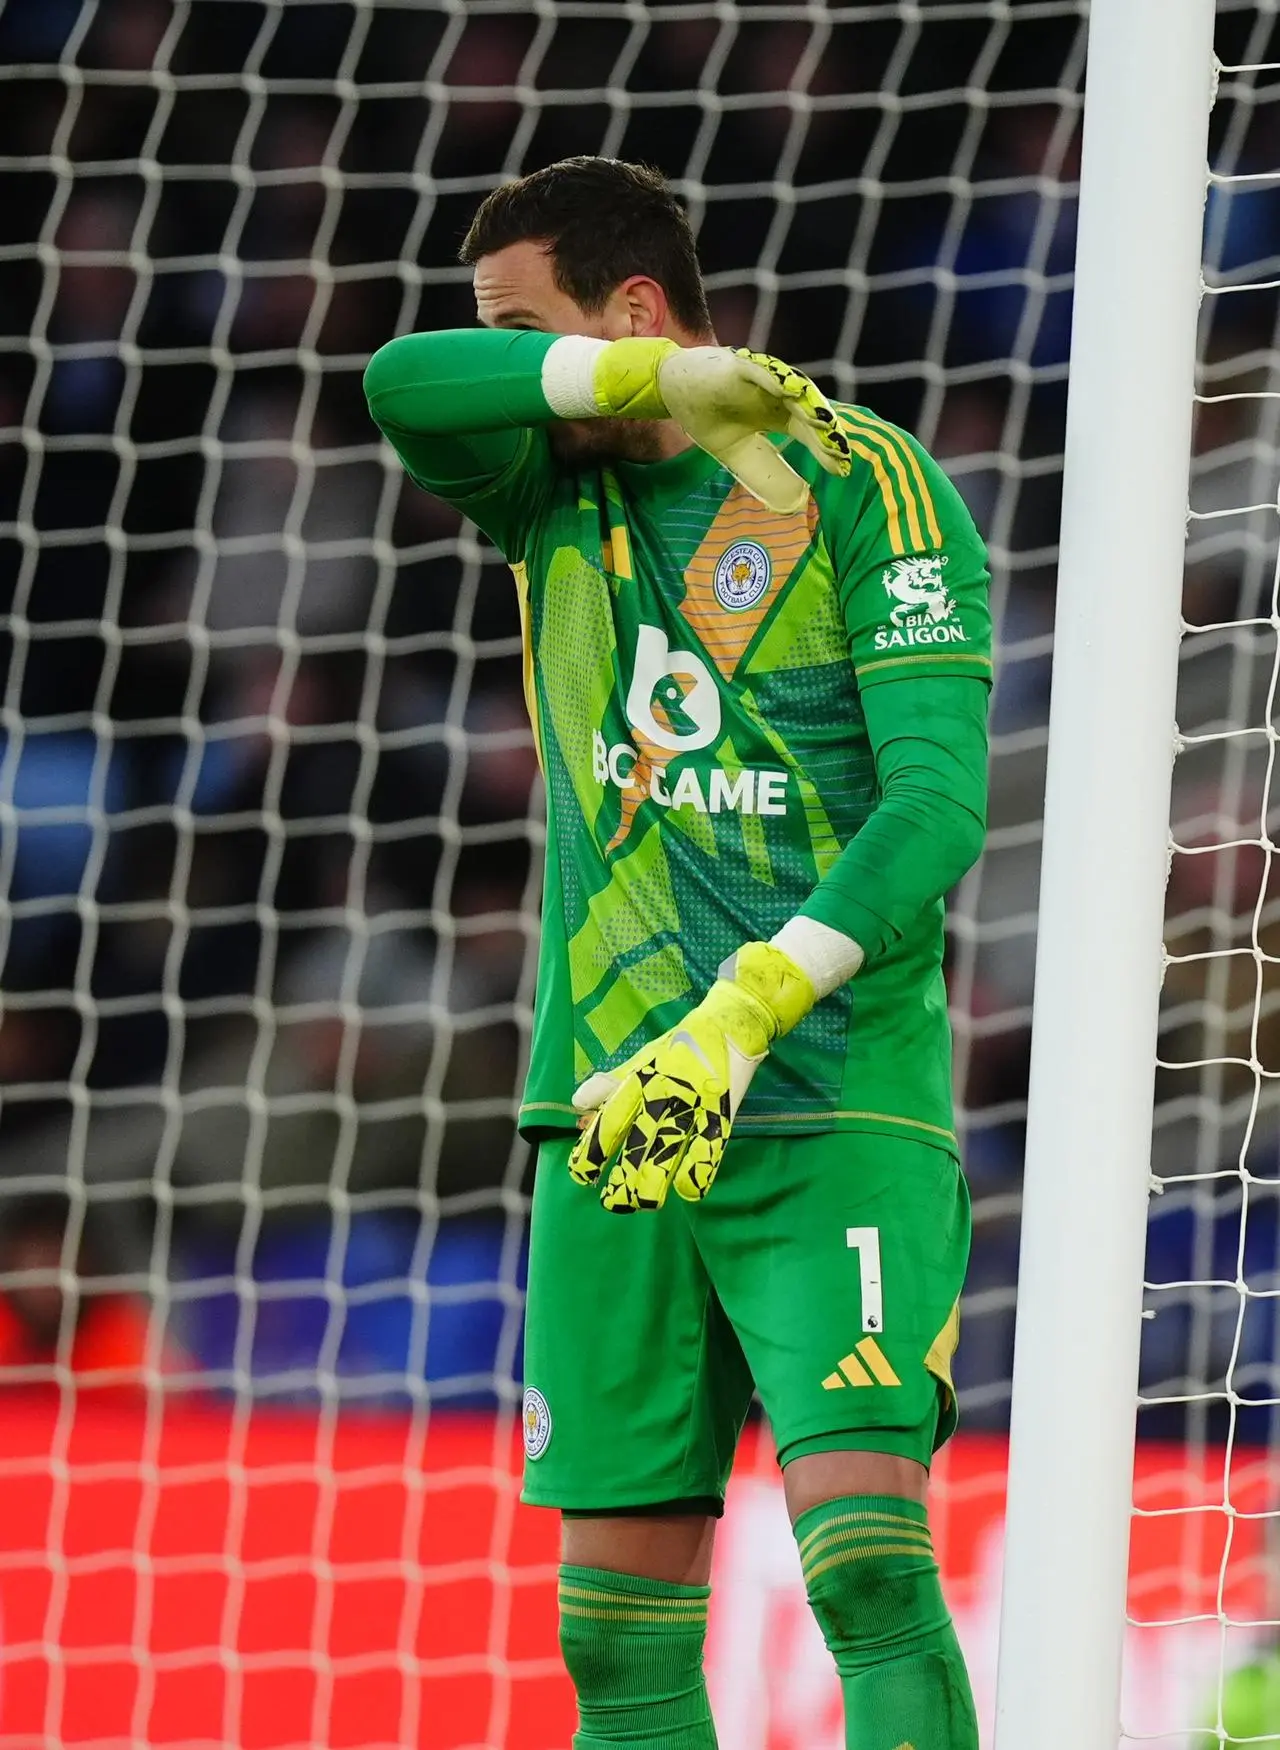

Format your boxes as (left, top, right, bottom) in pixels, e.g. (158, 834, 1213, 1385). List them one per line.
(541, 335, 608, 419)
(770, 916, 865, 999)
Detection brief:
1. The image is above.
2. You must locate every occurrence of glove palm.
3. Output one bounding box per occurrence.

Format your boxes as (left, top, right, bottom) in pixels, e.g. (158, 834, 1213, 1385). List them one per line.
(658, 347, 851, 515)
(591, 340, 851, 515)
(568, 942, 815, 1213)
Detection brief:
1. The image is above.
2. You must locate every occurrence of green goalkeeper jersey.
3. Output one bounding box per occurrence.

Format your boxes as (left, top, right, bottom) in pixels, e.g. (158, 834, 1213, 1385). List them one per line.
(365, 329, 991, 1149)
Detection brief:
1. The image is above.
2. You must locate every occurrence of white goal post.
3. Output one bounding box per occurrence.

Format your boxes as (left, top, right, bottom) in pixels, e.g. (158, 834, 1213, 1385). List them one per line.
(12, 1, 1280, 1743)
(994, 3, 1218, 1746)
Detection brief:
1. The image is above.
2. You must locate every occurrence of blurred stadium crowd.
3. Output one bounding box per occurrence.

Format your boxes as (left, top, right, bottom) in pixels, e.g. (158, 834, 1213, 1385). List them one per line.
(0, 0, 1277, 1440)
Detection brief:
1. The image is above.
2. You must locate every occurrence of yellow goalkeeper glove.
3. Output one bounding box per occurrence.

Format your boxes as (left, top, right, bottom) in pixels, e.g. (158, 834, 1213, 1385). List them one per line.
(592, 340, 851, 515)
(568, 941, 816, 1213)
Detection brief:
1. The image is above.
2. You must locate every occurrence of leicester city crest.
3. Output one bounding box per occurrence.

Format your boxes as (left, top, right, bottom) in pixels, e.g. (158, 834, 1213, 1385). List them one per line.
(522, 1385, 552, 1460)
(713, 540, 772, 612)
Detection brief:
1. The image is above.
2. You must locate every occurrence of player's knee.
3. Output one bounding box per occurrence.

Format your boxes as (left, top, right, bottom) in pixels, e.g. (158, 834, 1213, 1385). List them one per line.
(558, 1565, 710, 1705)
(558, 1591, 645, 1697)
(559, 1604, 614, 1697)
(797, 1494, 950, 1673)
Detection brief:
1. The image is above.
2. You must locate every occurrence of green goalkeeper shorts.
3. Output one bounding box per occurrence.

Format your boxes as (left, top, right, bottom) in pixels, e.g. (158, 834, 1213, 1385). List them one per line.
(520, 1130, 970, 1512)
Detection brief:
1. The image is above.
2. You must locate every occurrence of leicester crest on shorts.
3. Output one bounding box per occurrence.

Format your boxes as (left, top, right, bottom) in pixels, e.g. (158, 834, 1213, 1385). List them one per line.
(522, 1385, 552, 1459)
(714, 540, 772, 611)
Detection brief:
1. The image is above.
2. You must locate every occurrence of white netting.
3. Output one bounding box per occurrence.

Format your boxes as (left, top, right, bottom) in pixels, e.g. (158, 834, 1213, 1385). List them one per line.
(1130, 8, 1280, 1747)
(0, 1, 1226, 1745)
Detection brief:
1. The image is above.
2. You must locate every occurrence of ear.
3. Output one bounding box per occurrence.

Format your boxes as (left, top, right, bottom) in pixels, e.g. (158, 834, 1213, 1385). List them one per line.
(612, 274, 669, 338)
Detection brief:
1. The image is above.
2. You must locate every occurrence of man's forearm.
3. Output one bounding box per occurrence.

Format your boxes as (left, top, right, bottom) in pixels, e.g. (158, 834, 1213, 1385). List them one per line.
(364, 328, 674, 501)
(363, 329, 563, 497)
(364, 331, 850, 517)
(363, 328, 675, 440)
(364, 329, 563, 439)
(792, 675, 989, 977)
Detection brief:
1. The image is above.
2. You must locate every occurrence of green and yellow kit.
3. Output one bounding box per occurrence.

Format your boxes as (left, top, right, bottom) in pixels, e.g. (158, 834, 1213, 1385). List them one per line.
(365, 328, 991, 1504)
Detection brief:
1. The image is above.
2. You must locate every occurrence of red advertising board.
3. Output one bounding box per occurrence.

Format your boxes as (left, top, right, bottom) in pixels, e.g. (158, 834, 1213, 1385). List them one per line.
(0, 1395, 1272, 1747)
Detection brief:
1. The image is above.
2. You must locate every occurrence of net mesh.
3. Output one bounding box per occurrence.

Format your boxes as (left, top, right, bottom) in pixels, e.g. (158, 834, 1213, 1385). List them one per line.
(0, 0, 1260, 1745)
(1133, 8, 1280, 1746)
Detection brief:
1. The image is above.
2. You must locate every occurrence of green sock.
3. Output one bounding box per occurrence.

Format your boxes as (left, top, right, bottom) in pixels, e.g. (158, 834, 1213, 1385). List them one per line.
(795, 1494, 979, 1750)
(558, 1564, 718, 1748)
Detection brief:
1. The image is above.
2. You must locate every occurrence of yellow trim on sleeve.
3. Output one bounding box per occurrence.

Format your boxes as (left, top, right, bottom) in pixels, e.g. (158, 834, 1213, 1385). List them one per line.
(854, 652, 993, 680)
(844, 438, 906, 557)
(839, 413, 926, 552)
(845, 409, 943, 549)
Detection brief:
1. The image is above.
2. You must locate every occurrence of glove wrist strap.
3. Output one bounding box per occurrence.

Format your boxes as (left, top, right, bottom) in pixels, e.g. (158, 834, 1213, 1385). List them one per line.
(541, 335, 607, 418)
(771, 915, 865, 998)
(707, 977, 780, 1057)
(540, 335, 678, 422)
(718, 940, 817, 1041)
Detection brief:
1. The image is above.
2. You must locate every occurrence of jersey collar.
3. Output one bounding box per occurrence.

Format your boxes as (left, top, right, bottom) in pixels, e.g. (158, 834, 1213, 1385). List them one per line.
(612, 440, 725, 504)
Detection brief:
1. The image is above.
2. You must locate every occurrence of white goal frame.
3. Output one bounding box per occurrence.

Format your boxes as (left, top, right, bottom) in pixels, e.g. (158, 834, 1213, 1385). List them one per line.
(994, 2, 1218, 1745)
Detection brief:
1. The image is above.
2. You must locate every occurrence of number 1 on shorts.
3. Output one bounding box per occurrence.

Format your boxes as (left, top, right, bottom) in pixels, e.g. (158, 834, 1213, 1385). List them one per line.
(846, 1227, 883, 1333)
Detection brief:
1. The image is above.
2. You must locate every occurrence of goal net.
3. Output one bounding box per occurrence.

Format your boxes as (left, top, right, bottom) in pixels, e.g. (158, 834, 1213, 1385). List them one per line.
(0, 1, 1256, 1746)
(1132, 8, 1280, 1748)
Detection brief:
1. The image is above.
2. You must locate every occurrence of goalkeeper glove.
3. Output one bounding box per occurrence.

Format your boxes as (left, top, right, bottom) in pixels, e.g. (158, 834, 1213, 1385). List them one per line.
(568, 941, 817, 1213)
(588, 340, 852, 515)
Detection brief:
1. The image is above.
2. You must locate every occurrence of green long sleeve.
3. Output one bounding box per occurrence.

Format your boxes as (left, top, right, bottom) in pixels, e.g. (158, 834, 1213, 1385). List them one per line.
(799, 674, 988, 963)
(363, 328, 564, 556)
(364, 328, 561, 440)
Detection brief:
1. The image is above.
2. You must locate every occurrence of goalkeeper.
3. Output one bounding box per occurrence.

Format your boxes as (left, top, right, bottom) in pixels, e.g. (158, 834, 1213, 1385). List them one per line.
(365, 157, 989, 1750)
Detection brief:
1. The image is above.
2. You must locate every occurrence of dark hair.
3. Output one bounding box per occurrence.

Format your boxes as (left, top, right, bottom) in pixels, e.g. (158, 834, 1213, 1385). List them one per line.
(459, 157, 713, 337)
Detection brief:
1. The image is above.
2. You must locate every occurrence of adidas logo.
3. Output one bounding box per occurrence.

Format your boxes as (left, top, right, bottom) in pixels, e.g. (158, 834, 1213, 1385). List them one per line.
(821, 1337, 901, 1389)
